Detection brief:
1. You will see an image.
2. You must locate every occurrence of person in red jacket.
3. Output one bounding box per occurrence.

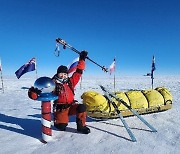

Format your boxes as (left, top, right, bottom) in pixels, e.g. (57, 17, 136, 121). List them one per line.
(28, 51, 90, 134)
(52, 51, 90, 134)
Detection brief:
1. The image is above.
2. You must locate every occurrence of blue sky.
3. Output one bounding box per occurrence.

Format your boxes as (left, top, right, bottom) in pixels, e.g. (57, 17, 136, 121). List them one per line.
(0, 0, 180, 77)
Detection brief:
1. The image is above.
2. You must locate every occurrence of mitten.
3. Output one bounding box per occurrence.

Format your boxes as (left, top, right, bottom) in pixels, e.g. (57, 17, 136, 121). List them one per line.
(28, 87, 41, 100)
(79, 50, 88, 61)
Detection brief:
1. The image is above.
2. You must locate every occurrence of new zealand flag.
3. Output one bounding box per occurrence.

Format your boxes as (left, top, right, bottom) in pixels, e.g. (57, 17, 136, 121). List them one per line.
(15, 58, 36, 79)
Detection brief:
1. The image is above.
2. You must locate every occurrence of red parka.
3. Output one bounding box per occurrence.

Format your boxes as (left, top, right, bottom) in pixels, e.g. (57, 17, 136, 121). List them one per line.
(53, 60, 85, 105)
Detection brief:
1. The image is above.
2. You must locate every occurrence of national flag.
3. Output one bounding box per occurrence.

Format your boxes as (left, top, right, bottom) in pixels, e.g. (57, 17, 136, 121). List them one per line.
(109, 58, 116, 75)
(15, 57, 36, 79)
(151, 55, 156, 72)
(67, 57, 79, 74)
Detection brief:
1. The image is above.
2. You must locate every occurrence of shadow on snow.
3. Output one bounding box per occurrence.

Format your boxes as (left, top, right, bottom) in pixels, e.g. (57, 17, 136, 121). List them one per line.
(0, 113, 94, 140)
(0, 113, 147, 142)
(0, 113, 41, 139)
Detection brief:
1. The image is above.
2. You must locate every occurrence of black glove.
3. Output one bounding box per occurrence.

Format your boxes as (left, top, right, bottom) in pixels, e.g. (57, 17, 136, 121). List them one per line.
(79, 50, 88, 61)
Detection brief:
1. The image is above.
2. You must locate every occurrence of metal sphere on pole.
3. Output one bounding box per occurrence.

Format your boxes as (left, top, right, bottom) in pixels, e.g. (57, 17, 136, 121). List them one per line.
(34, 77, 58, 143)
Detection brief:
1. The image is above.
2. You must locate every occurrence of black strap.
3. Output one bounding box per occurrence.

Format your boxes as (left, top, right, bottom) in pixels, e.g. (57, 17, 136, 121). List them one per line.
(55, 104, 72, 110)
(76, 68, 83, 74)
(67, 78, 75, 95)
(53, 75, 74, 95)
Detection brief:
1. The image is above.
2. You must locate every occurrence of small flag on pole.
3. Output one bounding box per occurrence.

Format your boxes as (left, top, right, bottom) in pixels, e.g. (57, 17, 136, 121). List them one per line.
(109, 58, 116, 75)
(67, 57, 79, 74)
(109, 58, 116, 91)
(15, 57, 36, 79)
(151, 55, 156, 89)
(144, 55, 156, 89)
(151, 55, 156, 72)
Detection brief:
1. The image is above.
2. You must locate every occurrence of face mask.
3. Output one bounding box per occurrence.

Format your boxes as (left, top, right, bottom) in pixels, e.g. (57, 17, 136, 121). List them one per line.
(59, 78, 68, 84)
(55, 75, 68, 84)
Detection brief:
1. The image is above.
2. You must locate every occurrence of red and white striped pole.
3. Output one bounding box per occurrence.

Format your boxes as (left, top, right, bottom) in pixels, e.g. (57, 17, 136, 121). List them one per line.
(33, 77, 58, 143)
(41, 101, 52, 143)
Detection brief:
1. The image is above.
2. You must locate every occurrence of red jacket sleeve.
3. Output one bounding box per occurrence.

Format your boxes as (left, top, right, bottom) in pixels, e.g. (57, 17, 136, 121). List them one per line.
(69, 59, 85, 88)
(77, 59, 85, 70)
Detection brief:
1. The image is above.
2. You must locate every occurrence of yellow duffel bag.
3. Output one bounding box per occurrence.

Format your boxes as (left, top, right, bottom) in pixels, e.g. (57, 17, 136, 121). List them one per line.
(81, 87, 172, 119)
(125, 91, 148, 109)
(155, 87, 172, 105)
(81, 91, 110, 113)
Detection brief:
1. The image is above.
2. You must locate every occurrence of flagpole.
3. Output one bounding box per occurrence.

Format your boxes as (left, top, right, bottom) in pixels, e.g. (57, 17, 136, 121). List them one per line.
(0, 58, 4, 93)
(0, 72, 4, 93)
(114, 73, 115, 92)
(35, 57, 38, 79)
(109, 57, 116, 92)
(114, 57, 116, 92)
(151, 71, 154, 89)
(80, 76, 82, 89)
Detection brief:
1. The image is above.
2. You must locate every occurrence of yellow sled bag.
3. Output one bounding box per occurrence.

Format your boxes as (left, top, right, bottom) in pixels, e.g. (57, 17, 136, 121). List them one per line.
(81, 87, 172, 119)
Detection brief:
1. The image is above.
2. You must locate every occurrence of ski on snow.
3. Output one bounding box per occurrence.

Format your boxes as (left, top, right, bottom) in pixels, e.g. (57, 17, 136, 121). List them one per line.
(102, 88, 137, 142)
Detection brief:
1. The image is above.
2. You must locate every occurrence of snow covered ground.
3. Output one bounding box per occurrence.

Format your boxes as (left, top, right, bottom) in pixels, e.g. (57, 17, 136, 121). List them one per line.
(0, 75, 180, 154)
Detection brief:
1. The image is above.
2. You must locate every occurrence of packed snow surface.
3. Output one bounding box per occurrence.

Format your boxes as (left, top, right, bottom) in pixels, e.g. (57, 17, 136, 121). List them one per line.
(0, 75, 180, 154)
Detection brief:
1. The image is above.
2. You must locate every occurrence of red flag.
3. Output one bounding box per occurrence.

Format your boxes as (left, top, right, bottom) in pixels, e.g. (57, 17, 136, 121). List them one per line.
(109, 58, 115, 75)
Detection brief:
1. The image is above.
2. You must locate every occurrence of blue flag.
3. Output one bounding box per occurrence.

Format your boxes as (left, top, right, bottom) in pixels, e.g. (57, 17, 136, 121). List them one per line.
(15, 58, 36, 79)
(151, 55, 156, 72)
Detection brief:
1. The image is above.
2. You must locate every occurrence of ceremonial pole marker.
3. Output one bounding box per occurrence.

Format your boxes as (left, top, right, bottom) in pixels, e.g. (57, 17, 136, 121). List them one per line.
(34, 77, 58, 143)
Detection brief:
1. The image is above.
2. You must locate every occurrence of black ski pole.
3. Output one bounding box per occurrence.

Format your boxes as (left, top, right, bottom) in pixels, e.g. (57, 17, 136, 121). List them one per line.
(55, 38, 108, 72)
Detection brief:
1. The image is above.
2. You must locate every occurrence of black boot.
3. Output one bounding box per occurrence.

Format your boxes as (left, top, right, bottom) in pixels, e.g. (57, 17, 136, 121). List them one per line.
(76, 118, 90, 134)
(77, 125, 90, 134)
(54, 123, 67, 131)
